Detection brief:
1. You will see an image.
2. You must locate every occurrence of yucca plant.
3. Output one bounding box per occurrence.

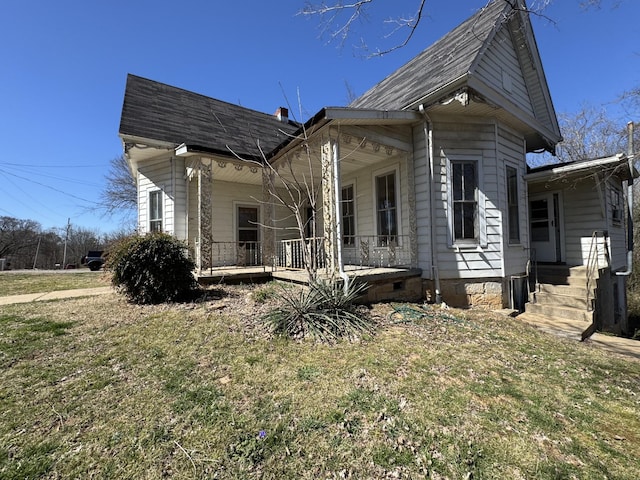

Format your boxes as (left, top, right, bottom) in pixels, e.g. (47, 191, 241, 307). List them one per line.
(263, 279, 374, 341)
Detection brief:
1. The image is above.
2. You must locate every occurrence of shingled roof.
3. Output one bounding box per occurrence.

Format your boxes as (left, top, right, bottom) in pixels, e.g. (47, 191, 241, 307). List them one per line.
(350, 0, 508, 110)
(119, 74, 300, 159)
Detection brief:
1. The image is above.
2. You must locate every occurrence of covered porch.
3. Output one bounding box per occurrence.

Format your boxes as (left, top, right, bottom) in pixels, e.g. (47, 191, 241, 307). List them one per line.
(183, 109, 421, 288)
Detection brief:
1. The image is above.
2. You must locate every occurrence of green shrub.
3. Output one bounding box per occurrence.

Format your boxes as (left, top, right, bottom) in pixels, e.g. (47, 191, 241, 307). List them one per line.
(105, 233, 198, 304)
(262, 279, 374, 342)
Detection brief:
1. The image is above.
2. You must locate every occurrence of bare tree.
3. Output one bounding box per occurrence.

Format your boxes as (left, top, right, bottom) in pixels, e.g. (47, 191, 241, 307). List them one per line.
(0, 217, 41, 260)
(100, 154, 137, 216)
(299, 0, 625, 56)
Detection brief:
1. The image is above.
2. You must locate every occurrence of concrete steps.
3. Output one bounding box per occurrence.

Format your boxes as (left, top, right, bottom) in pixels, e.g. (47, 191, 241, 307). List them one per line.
(523, 264, 596, 340)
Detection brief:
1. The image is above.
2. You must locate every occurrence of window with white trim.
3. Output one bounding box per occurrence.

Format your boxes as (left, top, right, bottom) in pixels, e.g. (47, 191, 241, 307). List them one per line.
(452, 161, 478, 241)
(341, 184, 355, 246)
(149, 190, 163, 232)
(375, 171, 398, 246)
(506, 166, 520, 243)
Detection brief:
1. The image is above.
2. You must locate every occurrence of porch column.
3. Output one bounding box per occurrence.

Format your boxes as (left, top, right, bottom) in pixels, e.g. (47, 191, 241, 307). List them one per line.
(262, 167, 276, 268)
(321, 137, 339, 275)
(406, 152, 418, 268)
(198, 160, 213, 273)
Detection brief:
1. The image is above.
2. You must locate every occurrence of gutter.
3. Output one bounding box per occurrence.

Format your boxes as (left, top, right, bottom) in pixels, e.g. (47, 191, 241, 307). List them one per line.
(419, 104, 442, 303)
(616, 122, 635, 277)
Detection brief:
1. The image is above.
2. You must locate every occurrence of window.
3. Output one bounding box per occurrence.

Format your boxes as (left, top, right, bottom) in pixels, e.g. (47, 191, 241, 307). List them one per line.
(452, 161, 477, 241)
(237, 206, 259, 244)
(376, 172, 398, 245)
(149, 190, 162, 232)
(341, 184, 355, 246)
(610, 186, 622, 224)
(506, 166, 520, 243)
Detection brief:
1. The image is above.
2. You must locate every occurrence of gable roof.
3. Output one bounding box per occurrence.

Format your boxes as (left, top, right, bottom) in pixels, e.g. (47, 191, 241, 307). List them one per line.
(119, 74, 300, 160)
(350, 0, 507, 110)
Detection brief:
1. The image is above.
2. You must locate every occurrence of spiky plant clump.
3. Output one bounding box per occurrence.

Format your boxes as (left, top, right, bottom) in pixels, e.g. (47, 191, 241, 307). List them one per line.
(105, 233, 198, 304)
(262, 279, 374, 342)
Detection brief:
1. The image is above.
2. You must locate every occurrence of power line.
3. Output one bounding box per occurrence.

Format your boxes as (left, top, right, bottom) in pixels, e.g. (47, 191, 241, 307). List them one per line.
(0, 167, 100, 205)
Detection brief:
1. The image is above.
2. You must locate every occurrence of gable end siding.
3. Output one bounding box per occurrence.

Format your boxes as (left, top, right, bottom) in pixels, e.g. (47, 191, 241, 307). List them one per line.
(474, 24, 534, 117)
(432, 120, 503, 279)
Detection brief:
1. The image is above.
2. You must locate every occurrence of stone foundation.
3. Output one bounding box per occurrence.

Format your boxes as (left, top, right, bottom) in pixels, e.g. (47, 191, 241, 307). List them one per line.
(359, 276, 423, 304)
(423, 278, 507, 309)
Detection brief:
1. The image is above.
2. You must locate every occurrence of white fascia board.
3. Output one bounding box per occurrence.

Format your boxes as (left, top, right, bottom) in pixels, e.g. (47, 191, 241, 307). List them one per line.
(525, 154, 629, 182)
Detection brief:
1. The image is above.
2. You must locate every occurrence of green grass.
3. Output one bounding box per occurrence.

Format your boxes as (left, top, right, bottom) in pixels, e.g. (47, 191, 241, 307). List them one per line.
(0, 271, 108, 296)
(0, 287, 638, 479)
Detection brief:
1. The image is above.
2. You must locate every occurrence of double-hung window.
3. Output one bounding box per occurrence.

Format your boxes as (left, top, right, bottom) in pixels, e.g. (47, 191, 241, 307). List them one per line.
(341, 184, 355, 246)
(375, 171, 398, 246)
(149, 190, 163, 232)
(452, 161, 478, 241)
(506, 166, 520, 243)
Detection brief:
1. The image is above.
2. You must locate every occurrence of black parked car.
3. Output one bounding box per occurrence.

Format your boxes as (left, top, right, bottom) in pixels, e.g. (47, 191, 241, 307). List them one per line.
(82, 251, 105, 271)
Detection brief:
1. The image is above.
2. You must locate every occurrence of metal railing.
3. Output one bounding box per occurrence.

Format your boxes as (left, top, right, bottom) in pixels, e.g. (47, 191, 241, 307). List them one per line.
(586, 230, 610, 311)
(276, 237, 326, 270)
(197, 234, 413, 272)
(207, 241, 263, 268)
(526, 248, 538, 302)
(341, 235, 411, 268)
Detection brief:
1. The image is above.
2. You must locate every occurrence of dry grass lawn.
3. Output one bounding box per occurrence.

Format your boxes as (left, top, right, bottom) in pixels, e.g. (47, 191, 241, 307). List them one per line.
(1, 283, 639, 479)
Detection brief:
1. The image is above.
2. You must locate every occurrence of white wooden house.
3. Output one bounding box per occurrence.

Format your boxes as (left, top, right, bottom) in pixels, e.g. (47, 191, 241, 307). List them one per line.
(118, 0, 635, 335)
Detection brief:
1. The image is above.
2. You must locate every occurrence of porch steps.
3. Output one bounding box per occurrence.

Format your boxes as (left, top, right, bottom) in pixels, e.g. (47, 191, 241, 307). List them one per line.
(522, 265, 596, 340)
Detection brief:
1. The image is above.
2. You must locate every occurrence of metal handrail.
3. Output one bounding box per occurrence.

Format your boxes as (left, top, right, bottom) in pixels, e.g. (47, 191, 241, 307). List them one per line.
(526, 248, 538, 302)
(586, 230, 610, 311)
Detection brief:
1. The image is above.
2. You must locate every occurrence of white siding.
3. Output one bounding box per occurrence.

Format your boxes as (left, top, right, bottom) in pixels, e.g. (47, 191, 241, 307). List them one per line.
(475, 26, 534, 116)
(498, 125, 529, 276)
(340, 154, 411, 241)
(529, 176, 618, 268)
(431, 120, 503, 279)
(412, 123, 433, 277)
(137, 155, 174, 235)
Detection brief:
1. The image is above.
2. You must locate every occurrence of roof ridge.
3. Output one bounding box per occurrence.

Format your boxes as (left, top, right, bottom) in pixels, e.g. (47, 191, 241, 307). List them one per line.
(349, 0, 509, 110)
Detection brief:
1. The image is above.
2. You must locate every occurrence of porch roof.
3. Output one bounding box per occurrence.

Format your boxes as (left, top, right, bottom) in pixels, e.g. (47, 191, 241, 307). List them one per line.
(526, 154, 638, 183)
(267, 107, 421, 160)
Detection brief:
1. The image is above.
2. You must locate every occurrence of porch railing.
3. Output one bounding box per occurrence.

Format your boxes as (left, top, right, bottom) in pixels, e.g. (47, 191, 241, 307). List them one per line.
(276, 237, 326, 270)
(342, 235, 412, 268)
(586, 230, 610, 311)
(200, 241, 264, 269)
(197, 235, 412, 272)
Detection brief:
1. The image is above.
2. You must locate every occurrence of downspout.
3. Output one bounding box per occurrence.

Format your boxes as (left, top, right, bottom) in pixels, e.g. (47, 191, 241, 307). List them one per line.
(419, 104, 442, 303)
(616, 121, 635, 276)
(332, 138, 350, 291)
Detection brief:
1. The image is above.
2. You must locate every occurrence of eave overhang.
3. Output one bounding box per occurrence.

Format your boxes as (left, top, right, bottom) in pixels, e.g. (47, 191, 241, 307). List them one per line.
(525, 154, 638, 184)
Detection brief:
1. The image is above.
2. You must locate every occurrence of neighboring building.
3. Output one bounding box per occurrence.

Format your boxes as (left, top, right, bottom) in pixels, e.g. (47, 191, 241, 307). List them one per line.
(118, 0, 636, 335)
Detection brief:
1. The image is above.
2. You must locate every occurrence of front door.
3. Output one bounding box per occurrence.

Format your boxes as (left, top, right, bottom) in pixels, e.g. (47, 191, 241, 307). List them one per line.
(529, 193, 561, 263)
(237, 205, 259, 265)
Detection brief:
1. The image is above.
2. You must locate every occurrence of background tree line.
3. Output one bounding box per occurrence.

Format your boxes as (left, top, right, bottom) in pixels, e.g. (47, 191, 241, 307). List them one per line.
(0, 216, 130, 270)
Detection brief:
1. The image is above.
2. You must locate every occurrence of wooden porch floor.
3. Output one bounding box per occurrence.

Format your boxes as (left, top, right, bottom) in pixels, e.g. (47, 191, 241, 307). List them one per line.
(197, 265, 422, 285)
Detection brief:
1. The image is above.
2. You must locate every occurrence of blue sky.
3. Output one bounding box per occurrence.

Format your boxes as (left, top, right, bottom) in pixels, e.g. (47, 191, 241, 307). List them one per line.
(0, 0, 638, 234)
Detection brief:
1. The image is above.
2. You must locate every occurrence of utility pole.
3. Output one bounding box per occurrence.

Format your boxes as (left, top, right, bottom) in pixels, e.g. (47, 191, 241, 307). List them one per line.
(62, 218, 70, 268)
(32, 236, 42, 270)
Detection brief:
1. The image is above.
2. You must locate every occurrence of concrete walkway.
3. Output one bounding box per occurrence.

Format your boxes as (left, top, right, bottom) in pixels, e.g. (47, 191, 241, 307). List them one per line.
(518, 312, 639, 361)
(0, 287, 113, 306)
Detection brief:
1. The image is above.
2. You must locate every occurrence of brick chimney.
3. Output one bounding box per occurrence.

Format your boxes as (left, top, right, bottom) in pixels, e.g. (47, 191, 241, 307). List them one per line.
(274, 107, 288, 122)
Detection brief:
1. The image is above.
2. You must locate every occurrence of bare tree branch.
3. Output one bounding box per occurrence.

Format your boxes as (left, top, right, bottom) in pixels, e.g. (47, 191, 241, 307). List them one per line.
(300, 0, 561, 57)
(99, 154, 137, 216)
